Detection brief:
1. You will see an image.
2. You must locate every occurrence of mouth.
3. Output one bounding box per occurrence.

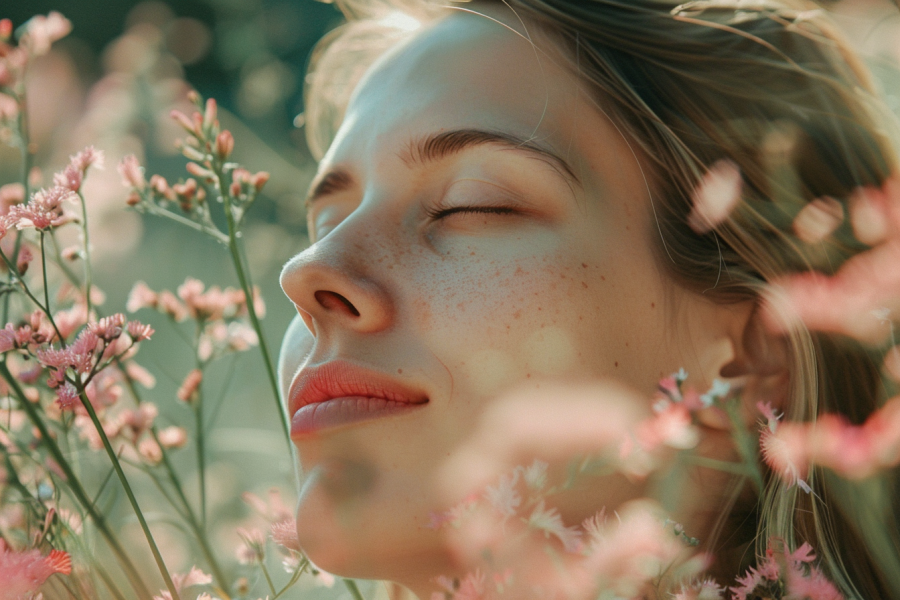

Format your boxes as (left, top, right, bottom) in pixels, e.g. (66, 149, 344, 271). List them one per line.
(288, 360, 429, 437)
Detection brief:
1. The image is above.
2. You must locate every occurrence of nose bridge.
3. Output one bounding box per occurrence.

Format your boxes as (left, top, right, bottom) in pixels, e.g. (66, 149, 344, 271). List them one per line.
(280, 217, 394, 336)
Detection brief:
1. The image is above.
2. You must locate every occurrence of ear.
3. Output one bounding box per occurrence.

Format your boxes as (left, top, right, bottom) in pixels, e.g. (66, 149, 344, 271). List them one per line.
(714, 301, 791, 425)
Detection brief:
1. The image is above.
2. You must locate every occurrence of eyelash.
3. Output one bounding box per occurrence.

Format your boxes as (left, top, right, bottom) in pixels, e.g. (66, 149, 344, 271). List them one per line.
(426, 205, 517, 219)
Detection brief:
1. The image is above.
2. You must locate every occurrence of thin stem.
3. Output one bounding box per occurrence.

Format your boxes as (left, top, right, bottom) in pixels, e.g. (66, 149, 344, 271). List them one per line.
(76, 192, 93, 315)
(0, 364, 152, 600)
(40, 231, 52, 319)
(118, 360, 230, 591)
(344, 579, 366, 600)
(272, 558, 309, 599)
(214, 171, 290, 449)
(72, 384, 181, 600)
(260, 562, 278, 598)
(685, 455, 754, 477)
(0, 246, 64, 342)
(4, 90, 32, 325)
(722, 397, 764, 492)
(140, 203, 229, 244)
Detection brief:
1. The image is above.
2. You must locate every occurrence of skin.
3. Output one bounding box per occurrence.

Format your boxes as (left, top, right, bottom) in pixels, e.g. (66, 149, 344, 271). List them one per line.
(278, 6, 755, 597)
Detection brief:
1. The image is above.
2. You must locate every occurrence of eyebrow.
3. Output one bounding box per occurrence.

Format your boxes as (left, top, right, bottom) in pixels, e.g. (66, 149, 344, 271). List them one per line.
(306, 128, 580, 207)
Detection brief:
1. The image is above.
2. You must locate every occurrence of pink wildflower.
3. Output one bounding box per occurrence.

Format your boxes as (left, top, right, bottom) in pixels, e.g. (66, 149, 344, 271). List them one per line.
(793, 196, 844, 244)
(215, 130, 234, 161)
(0, 539, 71, 599)
(69, 146, 104, 173)
(15, 245, 32, 275)
(0, 183, 25, 215)
(687, 159, 743, 233)
(53, 165, 82, 193)
(117, 155, 146, 190)
(138, 438, 162, 464)
(527, 500, 582, 553)
(271, 518, 301, 552)
(126, 281, 158, 312)
(236, 528, 266, 564)
(55, 382, 79, 411)
(125, 361, 156, 389)
(0, 93, 17, 121)
(637, 399, 699, 451)
(8, 186, 76, 230)
(0, 324, 16, 353)
(484, 471, 521, 519)
(89, 313, 125, 341)
(158, 290, 189, 321)
(20, 11, 72, 56)
(177, 369, 203, 403)
(53, 304, 89, 341)
(126, 320, 154, 342)
(157, 426, 187, 448)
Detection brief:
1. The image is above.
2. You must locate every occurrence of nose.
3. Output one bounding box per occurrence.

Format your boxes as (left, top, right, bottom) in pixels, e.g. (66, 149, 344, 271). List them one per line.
(280, 241, 394, 337)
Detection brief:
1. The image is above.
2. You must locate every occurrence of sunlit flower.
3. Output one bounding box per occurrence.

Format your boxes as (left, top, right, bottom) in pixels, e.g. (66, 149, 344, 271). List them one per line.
(793, 196, 844, 244)
(687, 159, 742, 233)
(527, 500, 582, 553)
(484, 471, 520, 519)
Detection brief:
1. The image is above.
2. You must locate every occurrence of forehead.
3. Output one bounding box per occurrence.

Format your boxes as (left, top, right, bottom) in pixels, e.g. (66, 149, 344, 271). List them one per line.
(323, 10, 582, 165)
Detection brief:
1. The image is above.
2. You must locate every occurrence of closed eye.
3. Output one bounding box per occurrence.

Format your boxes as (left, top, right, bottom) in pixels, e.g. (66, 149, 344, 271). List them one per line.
(427, 206, 518, 219)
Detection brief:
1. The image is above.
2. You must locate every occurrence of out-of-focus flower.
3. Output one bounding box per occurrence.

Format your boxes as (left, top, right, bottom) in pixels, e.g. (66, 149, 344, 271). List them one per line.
(117, 155, 146, 191)
(19, 12, 72, 57)
(793, 196, 844, 244)
(152, 566, 212, 600)
(236, 528, 266, 564)
(176, 369, 202, 403)
(157, 426, 187, 449)
(0, 539, 71, 599)
(0, 184, 25, 216)
(760, 395, 900, 487)
(687, 159, 743, 233)
(270, 518, 301, 553)
(731, 539, 841, 600)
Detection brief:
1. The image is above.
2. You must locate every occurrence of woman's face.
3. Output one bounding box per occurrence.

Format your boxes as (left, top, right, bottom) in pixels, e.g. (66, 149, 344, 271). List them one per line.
(279, 7, 744, 591)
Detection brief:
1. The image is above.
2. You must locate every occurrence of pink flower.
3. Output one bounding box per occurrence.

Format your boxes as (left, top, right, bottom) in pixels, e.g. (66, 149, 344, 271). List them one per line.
(53, 165, 82, 193)
(69, 146, 104, 173)
(0, 93, 17, 121)
(0, 539, 71, 599)
(484, 471, 521, 519)
(20, 12, 72, 56)
(0, 324, 16, 353)
(177, 369, 203, 403)
(687, 159, 743, 233)
(89, 314, 126, 341)
(8, 186, 77, 230)
(527, 500, 582, 553)
(126, 282, 158, 313)
(793, 196, 844, 244)
(117, 155, 146, 190)
(157, 426, 187, 448)
(270, 518, 301, 552)
(126, 320, 154, 342)
(637, 399, 699, 451)
(55, 382, 79, 411)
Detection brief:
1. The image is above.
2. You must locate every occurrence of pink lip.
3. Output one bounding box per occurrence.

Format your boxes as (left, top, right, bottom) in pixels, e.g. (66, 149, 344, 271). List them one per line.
(288, 361, 428, 437)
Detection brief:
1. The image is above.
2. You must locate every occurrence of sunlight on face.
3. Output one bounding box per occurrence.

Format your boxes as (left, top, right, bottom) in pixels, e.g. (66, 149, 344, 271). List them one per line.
(278, 6, 744, 593)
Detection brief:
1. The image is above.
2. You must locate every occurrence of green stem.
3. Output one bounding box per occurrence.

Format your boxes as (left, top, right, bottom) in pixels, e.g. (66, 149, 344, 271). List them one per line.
(344, 579, 366, 600)
(215, 172, 290, 449)
(140, 203, 229, 244)
(0, 246, 64, 342)
(0, 364, 152, 600)
(5, 89, 33, 326)
(76, 192, 93, 315)
(272, 558, 309, 599)
(685, 455, 754, 477)
(722, 397, 764, 492)
(72, 383, 181, 600)
(118, 361, 230, 592)
(194, 381, 207, 529)
(260, 562, 278, 598)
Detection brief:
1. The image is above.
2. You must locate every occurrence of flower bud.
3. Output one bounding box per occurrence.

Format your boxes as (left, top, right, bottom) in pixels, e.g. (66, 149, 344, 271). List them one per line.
(186, 162, 213, 180)
(126, 191, 142, 206)
(203, 98, 217, 133)
(215, 130, 234, 161)
(0, 19, 12, 42)
(251, 171, 270, 192)
(187, 90, 200, 104)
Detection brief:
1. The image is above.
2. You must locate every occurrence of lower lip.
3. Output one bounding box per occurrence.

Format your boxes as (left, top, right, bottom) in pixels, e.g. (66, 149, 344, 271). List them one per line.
(291, 397, 425, 436)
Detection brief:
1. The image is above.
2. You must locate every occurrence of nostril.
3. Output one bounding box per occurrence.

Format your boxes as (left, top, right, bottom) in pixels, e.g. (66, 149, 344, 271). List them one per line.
(314, 290, 361, 317)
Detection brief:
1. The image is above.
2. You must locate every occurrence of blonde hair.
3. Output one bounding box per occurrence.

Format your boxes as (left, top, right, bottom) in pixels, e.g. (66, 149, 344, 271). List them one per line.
(303, 0, 900, 596)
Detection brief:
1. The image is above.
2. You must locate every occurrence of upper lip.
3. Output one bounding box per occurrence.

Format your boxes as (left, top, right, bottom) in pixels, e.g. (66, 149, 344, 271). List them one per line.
(287, 360, 429, 416)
